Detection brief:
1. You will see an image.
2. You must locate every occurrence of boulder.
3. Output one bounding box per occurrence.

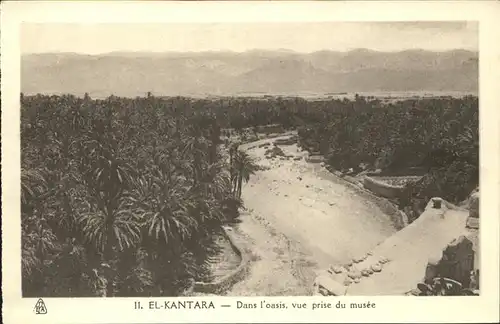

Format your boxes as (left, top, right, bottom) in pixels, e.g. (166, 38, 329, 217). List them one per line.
(315, 275, 347, 296)
(318, 286, 329, 296)
(379, 256, 390, 264)
(347, 268, 362, 280)
(466, 217, 479, 229)
(371, 263, 382, 272)
(330, 265, 344, 274)
(353, 255, 365, 263)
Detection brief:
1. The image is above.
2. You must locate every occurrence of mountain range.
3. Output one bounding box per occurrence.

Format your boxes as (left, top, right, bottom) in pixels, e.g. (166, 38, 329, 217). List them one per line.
(21, 49, 478, 98)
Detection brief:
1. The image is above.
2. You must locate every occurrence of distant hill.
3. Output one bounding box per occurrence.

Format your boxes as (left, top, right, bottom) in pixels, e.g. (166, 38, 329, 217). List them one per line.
(21, 49, 478, 98)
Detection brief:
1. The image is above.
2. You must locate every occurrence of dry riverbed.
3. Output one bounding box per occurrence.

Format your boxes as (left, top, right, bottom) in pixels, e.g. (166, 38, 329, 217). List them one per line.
(221, 135, 398, 296)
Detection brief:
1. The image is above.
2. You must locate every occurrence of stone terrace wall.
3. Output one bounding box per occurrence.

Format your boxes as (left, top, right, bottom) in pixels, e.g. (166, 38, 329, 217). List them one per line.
(363, 176, 404, 199)
(273, 137, 297, 146)
(256, 124, 284, 134)
(306, 155, 325, 164)
(182, 228, 250, 296)
(325, 171, 408, 230)
(367, 167, 427, 177)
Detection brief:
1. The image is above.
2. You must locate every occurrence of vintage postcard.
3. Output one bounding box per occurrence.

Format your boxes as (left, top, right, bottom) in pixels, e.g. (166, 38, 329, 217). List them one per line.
(2, 1, 499, 323)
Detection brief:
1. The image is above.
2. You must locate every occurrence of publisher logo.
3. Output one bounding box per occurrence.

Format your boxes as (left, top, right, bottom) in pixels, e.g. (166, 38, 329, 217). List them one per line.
(34, 298, 47, 314)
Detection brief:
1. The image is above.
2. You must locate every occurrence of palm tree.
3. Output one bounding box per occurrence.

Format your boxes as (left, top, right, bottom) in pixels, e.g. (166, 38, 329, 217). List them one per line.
(182, 126, 209, 187)
(77, 147, 139, 296)
(229, 142, 240, 188)
(128, 171, 201, 295)
(21, 168, 47, 210)
(232, 150, 258, 198)
(209, 118, 221, 164)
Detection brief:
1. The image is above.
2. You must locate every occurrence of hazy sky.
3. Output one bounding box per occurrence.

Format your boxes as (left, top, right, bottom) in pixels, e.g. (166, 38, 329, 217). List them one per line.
(21, 22, 478, 54)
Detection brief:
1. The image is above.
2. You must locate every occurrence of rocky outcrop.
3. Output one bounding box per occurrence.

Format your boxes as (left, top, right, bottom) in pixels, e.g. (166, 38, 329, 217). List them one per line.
(414, 189, 480, 295)
(411, 235, 478, 295)
(425, 236, 475, 284)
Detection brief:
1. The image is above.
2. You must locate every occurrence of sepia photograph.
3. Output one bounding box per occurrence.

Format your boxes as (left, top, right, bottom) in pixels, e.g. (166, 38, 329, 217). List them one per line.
(2, 1, 499, 324)
(19, 21, 480, 298)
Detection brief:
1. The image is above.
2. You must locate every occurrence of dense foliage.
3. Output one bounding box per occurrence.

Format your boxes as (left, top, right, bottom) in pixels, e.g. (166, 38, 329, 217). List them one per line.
(21, 94, 256, 297)
(296, 95, 479, 221)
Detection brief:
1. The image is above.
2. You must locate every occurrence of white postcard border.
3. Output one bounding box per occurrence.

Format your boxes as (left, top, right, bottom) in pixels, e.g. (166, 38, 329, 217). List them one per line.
(2, 1, 499, 323)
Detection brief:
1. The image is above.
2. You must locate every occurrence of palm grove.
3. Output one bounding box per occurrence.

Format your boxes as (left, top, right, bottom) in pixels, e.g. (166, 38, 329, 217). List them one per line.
(21, 94, 257, 297)
(21, 93, 478, 297)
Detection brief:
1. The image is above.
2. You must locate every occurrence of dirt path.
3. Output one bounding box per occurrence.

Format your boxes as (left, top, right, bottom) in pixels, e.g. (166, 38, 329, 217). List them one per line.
(224, 135, 398, 296)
